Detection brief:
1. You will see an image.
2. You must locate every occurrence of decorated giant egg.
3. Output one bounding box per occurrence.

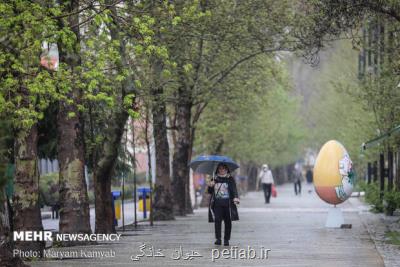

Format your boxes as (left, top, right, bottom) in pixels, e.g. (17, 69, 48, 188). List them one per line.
(313, 140, 354, 205)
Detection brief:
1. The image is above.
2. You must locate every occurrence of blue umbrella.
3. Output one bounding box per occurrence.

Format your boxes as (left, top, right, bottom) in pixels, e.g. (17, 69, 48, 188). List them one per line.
(189, 155, 239, 175)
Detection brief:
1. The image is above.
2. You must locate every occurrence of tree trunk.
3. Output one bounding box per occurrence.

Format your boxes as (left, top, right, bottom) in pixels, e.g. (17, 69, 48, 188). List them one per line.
(172, 94, 192, 216)
(151, 86, 174, 220)
(185, 177, 193, 214)
(57, 0, 91, 240)
(272, 167, 285, 185)
(92, 2, 137, 232)
(13, 125, 45, 254)
(93, 171, 113, 234)
(186, 126, 197, 213)
(57, 102, 91, 239)
(1, 188, 27, 267)
(246, 163, 258, 191)
(93, 110, 128, 233)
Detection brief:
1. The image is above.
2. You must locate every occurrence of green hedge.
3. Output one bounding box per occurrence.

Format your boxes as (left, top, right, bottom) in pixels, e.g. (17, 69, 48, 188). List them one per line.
(358, 180, 400, 215)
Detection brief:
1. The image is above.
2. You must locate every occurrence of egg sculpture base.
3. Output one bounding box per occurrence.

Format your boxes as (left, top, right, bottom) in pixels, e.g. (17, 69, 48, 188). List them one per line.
(325, 206, 344, 228)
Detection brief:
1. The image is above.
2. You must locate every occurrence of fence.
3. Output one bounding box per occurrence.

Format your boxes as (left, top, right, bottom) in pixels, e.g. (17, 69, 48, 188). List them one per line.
(366, 150, 400, 195)
(363, 125, 400, 201)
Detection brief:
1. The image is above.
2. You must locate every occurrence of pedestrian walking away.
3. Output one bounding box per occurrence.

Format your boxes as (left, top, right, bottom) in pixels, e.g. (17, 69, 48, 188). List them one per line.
(306, 168, 313, 184)
(258, 164, 274, 204)
(292, 167, 303, 196)
(208, 163, 240, 246)
(306, 168, 313, 193)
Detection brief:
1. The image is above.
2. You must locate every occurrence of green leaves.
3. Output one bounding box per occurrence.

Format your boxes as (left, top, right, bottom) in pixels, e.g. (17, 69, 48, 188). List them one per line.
(194, 55, 305, 167)
(67, 112, 76, 119)
(298, 39, 376, 166)
(0, 95, 5, 114)
(59, 28, 77, 52)
(0, 1, 62, 132)
(183, 64, 193, 73)
(123, 94, 139, 119)
(134, 80, 142, 88)
(172, 16, 182, 26)
(123, 94, 135, 108)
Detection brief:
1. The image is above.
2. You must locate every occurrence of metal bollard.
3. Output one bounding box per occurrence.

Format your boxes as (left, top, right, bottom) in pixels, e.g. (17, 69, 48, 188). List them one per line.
(137, 187, 151, 219)
(111, 191, 121, 227)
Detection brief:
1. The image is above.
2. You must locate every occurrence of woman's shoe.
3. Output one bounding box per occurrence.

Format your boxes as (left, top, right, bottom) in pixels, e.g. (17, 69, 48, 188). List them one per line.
(224, 240, 229, 246)
(214, 239, 221, 245)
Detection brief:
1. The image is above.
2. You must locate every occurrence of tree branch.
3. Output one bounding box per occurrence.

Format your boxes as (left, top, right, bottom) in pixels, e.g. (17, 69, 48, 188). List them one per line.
(208, 47, 283, 87)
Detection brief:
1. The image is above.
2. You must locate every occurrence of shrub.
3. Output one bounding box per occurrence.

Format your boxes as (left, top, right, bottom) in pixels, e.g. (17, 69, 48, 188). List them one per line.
(364, 182, 384, 213)
(355, 179, 367, 192)
(385, 231, 400, 245)
(383, 190, 400, 216)
(361, 181, 400, 215)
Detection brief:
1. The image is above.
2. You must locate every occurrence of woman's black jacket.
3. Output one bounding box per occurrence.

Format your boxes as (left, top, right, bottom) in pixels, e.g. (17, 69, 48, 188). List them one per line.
(207, 175, 239, 222)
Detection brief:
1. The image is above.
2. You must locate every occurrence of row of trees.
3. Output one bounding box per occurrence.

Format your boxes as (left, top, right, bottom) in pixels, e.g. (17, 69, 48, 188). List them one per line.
(1, 0, 399, 266)
(299, 0, 400, 173)
(0, 0, 170, 263)
(290, 39, 376, 171)
(194, 55, 306, 169)
(0, 1, 321, 265)
(192, 0, 400, 186)
(290, 1, 400, 220)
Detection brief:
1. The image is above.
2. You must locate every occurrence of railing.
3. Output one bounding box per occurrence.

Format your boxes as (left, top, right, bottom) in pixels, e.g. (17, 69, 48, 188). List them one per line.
(362, 125, 400, 200)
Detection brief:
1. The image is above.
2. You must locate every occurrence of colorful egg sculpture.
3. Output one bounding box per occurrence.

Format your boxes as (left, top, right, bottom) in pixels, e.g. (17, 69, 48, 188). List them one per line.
(313, 140, 355, 205)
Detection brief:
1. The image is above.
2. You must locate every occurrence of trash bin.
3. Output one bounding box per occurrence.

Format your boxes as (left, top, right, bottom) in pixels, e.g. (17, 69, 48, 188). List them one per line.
(111, 191, 121, 226)
(137, 187, 151, 219)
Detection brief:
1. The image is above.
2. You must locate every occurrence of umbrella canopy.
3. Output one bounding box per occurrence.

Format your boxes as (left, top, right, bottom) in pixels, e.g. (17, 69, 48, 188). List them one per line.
(189, 155, 239, 175)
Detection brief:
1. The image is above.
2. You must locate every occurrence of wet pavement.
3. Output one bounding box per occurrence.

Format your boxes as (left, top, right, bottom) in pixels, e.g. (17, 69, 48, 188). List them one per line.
(30, 183, 385, 267)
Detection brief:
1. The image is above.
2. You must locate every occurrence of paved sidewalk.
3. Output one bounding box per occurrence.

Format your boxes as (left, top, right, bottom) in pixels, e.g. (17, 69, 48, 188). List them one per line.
(30, 183, 385, 267)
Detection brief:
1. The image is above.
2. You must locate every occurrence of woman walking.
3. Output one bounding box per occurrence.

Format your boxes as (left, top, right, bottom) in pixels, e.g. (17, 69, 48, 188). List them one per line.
(208, 163, 240, 246)
(258, 164, 274, 204)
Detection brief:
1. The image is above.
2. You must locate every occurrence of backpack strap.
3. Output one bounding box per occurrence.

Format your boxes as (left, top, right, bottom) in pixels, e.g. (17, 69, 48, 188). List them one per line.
(214, 183, 223, 198)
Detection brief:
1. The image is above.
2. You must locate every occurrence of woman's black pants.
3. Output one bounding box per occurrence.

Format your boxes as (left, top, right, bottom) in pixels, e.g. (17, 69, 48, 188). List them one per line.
(214, 204, 232, 241)
(262, 183, 272, 203)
